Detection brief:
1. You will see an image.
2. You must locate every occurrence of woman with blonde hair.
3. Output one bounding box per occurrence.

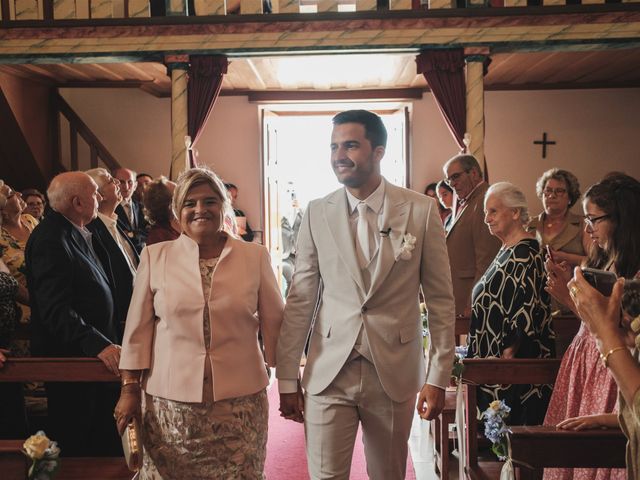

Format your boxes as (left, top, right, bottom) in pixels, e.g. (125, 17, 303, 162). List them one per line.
(114, 167, 283, 479)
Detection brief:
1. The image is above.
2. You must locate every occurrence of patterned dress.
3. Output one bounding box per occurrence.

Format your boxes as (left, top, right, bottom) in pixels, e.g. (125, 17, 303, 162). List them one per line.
(466, 237, 555, 425)
(542, 324, 625, 480)
(139, 257, 269, 480)
(0, 214, 38, 355)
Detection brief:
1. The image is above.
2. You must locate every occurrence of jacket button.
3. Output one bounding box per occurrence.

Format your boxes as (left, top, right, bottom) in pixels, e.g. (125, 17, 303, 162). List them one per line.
(361, 306, 367, 314)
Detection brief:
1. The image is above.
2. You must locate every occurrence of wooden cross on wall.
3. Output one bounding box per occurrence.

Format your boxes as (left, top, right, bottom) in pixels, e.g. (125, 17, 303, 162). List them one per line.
(534, 132, 556, 159)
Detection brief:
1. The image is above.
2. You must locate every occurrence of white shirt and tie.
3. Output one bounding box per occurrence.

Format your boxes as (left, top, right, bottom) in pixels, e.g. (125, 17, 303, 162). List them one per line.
(97, 212, 138, 278)
(345, 180, 385, 362)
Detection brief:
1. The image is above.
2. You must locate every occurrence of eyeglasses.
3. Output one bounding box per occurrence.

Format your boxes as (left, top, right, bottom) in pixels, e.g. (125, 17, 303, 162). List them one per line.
(543, 188, 567, 197)
(584, 214, 610, 228)
(445, 170, 470, 185)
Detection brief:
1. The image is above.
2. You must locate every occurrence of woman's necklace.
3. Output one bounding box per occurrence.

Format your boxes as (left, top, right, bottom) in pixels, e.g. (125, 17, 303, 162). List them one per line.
(545, 214, 565, 229)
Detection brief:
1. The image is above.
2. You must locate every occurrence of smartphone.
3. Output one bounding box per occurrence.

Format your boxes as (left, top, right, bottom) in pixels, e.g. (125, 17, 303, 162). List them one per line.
(545, 245, 556, 263)
(581, 267, 618, 296)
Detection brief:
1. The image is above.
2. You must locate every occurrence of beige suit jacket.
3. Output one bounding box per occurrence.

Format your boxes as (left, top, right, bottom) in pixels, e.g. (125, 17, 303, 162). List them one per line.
(119, 234, 283, 403)
(446, 182, 501, 315)
(276, 181, 455, 403)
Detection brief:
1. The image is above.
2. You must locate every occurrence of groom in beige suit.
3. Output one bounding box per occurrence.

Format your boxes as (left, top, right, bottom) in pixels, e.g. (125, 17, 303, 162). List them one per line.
(276, 110, 455, 480)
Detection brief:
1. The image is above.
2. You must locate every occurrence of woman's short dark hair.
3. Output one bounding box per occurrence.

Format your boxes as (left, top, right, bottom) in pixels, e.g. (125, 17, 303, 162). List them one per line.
(332, 110, 387, 149)
(143, 177, 173, 226)
(536, 168, 581, 208)
(585, 173, 640, 278)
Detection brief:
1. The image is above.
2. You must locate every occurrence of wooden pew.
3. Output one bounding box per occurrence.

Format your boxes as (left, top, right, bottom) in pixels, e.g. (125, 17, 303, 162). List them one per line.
(460, 358, 626, 480)
(0, 358, 130, 480)
(509, 426, 626, 480)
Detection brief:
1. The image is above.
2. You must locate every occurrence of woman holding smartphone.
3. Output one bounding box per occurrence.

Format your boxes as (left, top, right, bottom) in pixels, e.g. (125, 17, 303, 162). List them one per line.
(543, 173, 640, 480)
(568, 274, 640, 479)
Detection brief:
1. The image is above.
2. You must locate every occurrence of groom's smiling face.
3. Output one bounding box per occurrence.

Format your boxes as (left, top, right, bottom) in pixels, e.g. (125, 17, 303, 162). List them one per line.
(330, 122, 384, 190)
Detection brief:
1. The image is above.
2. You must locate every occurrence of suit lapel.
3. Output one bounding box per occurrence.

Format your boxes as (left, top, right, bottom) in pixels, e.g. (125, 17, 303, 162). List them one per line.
(366, 184, 410, 300)
(69, 225, 110, 285)
(324, 190, 366, 295)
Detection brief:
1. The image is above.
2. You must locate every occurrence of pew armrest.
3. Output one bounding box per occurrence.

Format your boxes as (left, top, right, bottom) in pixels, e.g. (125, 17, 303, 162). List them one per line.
(509, 426, 627, 468)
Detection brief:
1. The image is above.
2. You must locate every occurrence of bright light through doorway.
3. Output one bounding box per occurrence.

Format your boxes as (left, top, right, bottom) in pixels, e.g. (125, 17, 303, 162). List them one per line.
(262, 104, 409, 294)
(266, 109, 407, 214)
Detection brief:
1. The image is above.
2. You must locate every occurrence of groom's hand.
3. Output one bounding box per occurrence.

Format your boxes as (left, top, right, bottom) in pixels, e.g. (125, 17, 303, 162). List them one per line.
(416, 384, 445, 420)
(279, 386, 305, 423)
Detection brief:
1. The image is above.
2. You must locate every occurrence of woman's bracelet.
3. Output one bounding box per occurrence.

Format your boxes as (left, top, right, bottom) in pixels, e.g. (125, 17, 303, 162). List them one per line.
(600, 346, 627, 368)
(121, 378, 140, 388)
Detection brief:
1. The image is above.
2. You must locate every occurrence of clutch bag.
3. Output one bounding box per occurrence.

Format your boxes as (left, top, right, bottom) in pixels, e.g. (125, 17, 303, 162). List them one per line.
(121, 418, 143, 472)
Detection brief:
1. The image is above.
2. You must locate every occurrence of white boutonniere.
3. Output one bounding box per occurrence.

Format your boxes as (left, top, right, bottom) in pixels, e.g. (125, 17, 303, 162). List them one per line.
(396, 233, 416, 261)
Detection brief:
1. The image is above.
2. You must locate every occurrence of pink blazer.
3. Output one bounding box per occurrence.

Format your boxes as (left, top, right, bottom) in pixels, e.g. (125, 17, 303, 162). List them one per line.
(119, 234, 283, 403)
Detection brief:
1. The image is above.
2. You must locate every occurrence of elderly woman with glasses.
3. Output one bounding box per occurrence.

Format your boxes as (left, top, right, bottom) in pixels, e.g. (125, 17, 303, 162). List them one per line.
(528, 168, 590, 269)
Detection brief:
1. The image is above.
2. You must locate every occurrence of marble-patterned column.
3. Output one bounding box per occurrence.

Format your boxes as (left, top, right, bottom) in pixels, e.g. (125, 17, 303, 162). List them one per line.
(428, 0, 452, 8)
(464, 48, 489, 170)
(390, 0, 411, 9)
(194, 0, 227, 15)
(165, 55, 190, 181)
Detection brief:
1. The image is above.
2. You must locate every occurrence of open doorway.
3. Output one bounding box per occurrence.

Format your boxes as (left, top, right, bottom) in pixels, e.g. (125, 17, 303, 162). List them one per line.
(261, 103, 410, 295)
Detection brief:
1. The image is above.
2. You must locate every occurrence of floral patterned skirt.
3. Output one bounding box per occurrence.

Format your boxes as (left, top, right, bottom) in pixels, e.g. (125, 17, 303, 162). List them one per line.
(139, 389, 268, 480)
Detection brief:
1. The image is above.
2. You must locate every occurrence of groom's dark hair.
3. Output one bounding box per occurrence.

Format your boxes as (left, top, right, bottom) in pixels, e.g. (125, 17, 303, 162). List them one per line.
(332, 110, 387, 149)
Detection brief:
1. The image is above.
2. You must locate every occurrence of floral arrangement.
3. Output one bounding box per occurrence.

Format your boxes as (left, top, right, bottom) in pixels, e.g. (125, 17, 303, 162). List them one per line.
(23, 431, 60, 480)
(420, 302, 429, 350)
(481, 400, 511, 461)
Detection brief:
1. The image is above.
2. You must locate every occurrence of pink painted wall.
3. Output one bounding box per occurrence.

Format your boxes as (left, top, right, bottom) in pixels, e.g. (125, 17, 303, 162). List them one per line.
(60, 87, 640, 233)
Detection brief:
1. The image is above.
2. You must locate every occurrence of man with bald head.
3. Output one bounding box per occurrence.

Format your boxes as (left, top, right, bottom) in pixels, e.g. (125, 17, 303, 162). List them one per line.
(26, 171, 122, 457)
(113, 167, 147, 253)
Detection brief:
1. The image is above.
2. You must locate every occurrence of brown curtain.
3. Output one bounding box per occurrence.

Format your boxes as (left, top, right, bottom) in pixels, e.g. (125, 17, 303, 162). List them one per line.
(187, 55, 229, 167)
(416, 49, 466, 151)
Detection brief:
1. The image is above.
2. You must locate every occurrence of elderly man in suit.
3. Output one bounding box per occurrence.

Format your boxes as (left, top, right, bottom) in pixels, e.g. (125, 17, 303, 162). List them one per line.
(277, 110, 455, 480)
(26, 171, 122, 456)
(443, 154, 500, 316)
(113, 167, 147, 253)
(86, 168, 139, 338)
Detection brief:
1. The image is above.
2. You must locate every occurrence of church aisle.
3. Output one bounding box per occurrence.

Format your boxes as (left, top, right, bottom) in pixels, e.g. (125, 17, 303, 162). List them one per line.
(265, 379, 418, 479)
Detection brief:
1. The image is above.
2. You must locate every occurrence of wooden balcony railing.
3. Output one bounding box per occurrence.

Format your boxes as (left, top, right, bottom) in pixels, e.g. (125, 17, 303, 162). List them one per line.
(52, 92, 121, 173)
(1, 0, 637, 22)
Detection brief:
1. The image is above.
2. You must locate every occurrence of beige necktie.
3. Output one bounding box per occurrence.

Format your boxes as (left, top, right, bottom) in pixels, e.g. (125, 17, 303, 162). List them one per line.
(356, 202, 371, 268)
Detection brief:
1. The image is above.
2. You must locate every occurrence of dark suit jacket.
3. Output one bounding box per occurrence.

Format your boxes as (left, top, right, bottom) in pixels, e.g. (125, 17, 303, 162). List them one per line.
(115, 200, 147, 253)
(26, 211, 118, 357)
(87, 217, 139, 337)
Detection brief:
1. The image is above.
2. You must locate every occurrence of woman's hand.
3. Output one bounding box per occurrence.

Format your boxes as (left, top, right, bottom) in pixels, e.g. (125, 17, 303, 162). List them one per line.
(556, 413, 618, 431)
(114, 385, 142, 436)
(545, 257, 574, 310)
(568, 269, 625, 347)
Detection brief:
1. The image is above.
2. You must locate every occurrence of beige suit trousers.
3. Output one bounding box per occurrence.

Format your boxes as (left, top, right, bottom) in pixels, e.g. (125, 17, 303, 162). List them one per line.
(304, 356, 415, 480)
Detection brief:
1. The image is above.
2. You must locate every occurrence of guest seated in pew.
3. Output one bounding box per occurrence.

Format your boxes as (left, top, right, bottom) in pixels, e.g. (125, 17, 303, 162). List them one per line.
(466, 182, 554, 425)
(529, 168, 590, 270)
(115, 167, 283, 479)
(543, 173, 640, 480)
(142, 176, 181, 246)
(567, 274, 640, 479)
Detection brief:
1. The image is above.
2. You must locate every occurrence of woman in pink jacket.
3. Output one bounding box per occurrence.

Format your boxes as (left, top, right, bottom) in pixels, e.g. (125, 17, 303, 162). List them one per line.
(114, 167, 283, 479)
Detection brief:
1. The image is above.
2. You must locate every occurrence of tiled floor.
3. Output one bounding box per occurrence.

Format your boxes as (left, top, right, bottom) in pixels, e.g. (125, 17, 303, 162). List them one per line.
(408, 413, 459, 480)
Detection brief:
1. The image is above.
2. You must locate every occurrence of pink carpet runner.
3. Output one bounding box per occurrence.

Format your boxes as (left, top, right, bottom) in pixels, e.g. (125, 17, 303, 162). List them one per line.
(265, 382, 417, 479)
